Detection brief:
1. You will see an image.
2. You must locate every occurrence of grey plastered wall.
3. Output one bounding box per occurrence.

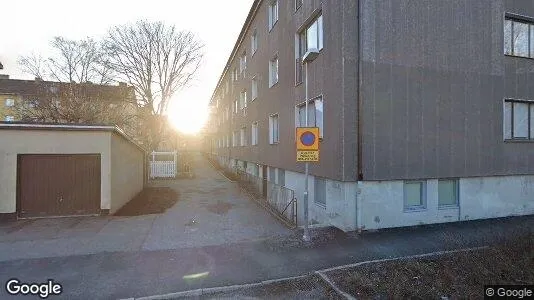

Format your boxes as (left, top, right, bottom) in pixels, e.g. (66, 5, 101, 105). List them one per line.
(360, 0, 534, 181)
(212, 0, 359, 182)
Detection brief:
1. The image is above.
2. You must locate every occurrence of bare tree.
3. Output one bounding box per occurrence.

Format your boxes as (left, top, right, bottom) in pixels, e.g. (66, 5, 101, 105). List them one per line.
(16, 37, 137, 133)
(13, 81, 137, 131)
(103, 20, 204, 149)
(18, 37, 114, 84)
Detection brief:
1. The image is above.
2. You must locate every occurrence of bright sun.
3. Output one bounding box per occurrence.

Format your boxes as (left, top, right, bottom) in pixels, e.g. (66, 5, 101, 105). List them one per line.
(167, 100, 208, 135)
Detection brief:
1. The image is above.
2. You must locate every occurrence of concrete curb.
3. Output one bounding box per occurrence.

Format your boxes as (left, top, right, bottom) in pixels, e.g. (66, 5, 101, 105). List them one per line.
(130, 275, 308, 300)
(205, 157, 237, 183)
(124, 246, 489, 300)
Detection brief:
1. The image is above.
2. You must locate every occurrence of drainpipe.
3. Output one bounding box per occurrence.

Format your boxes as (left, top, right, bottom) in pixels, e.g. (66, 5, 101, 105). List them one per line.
(356, 0, 364, 231)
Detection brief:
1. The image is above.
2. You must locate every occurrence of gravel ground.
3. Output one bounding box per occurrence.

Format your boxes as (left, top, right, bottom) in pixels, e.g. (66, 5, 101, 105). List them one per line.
(326, 233, 534, 299)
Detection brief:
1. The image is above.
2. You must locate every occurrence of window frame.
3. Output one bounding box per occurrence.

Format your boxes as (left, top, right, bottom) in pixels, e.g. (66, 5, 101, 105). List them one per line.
(269, 54, 279, 87)
(295, 0, 303, 12)
(251, 121, 259, 146)
(278, 168, 285, 186)
(240, 51, 247, 77)
(504, 14, 534, 59)
(269, 113, 280, 144)
(240, 126, 247, 147)
(295, 12, 323, 85)
(438, 179, 460, 208)
(295, 95, 324, 138)
(314, 176, 326, 208)
(268, 0, 279, 31)
(251, 29, 258, 55)
(403, 181, 427, 211)
(251, 75, 258, 100)
(504, 98, 534, 141)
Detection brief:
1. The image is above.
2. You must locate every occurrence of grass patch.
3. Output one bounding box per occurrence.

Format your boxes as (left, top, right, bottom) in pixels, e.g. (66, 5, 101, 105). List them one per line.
(327, 233, 534, 299)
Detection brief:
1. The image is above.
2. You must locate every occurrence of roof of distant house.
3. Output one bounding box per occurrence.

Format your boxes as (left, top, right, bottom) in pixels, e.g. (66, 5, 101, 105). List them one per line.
(0, 121, 145, 151)
(0, 77, 135, 102)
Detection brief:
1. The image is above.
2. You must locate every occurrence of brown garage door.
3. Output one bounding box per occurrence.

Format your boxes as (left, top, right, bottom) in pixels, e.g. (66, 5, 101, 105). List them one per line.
(18, 154, 101, 218)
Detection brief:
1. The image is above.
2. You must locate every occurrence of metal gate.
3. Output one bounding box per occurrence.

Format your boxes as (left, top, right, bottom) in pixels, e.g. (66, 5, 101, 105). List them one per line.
(149, 151, 177, 179)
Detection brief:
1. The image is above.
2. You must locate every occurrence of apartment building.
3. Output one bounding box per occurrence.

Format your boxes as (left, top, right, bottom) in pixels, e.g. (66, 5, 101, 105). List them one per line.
(0, 76, 136, 129)
(208, 0, 534, 231)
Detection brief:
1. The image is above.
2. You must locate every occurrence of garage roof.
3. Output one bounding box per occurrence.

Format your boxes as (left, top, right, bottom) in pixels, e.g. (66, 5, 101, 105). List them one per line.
(0, 122, 145, 152)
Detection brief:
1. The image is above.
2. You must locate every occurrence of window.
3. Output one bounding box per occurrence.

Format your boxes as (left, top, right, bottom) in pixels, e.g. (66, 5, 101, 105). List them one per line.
(404, 181, 426, 210)
(240, 127, 247, 146)
(252, 76, 258, 100)
(226, 135, 230, 147)
(225, 106, 230, 121)
(268, 0, 278, 31)
(278, 169, 285, 186)
(233, 67, 239, 81)
(438, 179, 459, 207)
(5, 116, 14, 122)
(504, 16, 534, 58)
(234, 99, 239, 114)
(295, 0, 302, 11)
(296, 14, 323, 83)
(269, 55, 279, 87)
(269, 167, 276, 182)
(251, 121, 259, 145)
(296, 97, 324, 138)
(4, 98, 14, 107)
(269, 114, 279, 144)
(251, 29, 258, 55)
(252, 164, 259, 177)
(232, 131, 238, 147)
(240, 90, 247, 109)
(240, 52, 247, 77)
(504, 99, 534, 140)
(314, 177, 326, 207)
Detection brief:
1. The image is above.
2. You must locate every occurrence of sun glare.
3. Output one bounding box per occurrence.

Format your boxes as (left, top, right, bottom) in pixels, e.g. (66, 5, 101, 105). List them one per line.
(168, 101, 208, 135)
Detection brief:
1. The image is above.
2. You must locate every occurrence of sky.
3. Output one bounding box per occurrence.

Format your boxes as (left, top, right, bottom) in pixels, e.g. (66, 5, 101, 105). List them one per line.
(0, 0, 254, 133)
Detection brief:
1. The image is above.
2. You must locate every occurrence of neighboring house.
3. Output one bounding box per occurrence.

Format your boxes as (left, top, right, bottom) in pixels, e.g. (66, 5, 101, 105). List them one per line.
(0, 122, 146, 221)
(0, 76, 137, 136)
(208, 0, 534, 231)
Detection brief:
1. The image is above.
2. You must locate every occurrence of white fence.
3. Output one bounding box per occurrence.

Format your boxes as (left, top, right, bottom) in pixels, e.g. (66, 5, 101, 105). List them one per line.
(149, 151, 177, 179)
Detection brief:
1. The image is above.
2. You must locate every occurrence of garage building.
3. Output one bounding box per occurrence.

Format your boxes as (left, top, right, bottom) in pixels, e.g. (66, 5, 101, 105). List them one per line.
(0, 123, 145, 220)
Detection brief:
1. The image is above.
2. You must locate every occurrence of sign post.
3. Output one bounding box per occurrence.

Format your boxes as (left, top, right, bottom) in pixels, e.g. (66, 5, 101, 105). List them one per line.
(296, 127, 320, 161)
(296, 126, 319, 242)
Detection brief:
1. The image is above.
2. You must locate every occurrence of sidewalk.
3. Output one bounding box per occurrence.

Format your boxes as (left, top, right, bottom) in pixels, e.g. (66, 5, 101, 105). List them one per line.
(0, 215, 532, 299)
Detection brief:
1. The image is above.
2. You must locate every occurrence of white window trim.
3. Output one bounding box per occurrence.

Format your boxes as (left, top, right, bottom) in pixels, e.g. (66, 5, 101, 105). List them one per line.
(269, 55, 279, 88)
(268, 0, 279, 31)
(252, 75, 258, 101)
(269, 113, 280, 144)
(295, 95, 324, 138)
(240, 127, 247, 147)
(403, 181, 427, 212)
(438, 179, 460, 209)
(251, 29, 258, 55)
(504, 98, 534, 141)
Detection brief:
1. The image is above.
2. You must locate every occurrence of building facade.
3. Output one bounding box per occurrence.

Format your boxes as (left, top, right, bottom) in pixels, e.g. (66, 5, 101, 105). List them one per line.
(0, 76, 137, 133)
(209, 0, 534, 231)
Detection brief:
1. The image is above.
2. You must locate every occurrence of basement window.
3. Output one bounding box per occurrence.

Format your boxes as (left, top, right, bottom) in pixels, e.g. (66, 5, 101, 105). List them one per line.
(404, 181, 426, 211)
(438, 179, 459, 207)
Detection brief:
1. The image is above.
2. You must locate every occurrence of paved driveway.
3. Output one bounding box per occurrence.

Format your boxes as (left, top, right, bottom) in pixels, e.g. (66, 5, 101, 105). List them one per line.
(0, 153, 290, 262)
